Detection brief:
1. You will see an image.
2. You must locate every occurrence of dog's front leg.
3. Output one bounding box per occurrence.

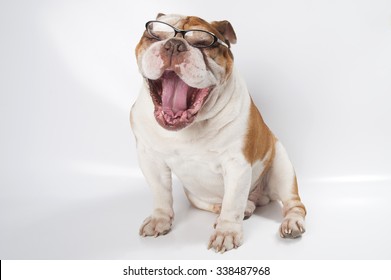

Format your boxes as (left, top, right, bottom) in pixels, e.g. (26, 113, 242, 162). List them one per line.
(208, 159, 252, 253)
(137, 148, 173, 237)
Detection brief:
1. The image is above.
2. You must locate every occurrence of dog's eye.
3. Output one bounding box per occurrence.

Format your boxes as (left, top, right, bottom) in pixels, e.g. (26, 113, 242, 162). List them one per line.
(184, 31, 215, 48)
(147, 22, 175, 40)
(145, 33, 159, 41)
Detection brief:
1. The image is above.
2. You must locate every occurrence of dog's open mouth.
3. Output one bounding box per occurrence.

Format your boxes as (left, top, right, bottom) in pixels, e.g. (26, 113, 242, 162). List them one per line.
(148, 71, 211, 130)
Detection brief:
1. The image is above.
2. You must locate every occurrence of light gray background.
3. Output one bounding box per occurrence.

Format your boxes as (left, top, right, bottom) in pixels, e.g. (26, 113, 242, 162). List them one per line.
(1, 0, 391, 259)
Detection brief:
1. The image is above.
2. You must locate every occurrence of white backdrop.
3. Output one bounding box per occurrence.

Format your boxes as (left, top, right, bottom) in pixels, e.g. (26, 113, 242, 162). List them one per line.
(1, 0, 391, 259)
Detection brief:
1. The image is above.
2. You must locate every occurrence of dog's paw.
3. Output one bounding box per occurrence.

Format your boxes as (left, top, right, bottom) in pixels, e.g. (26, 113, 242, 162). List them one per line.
(279, 215, 305, 239)
(208, 221, 243, 253)
(139, 213, 173, 237)
(244, 200, 256, 219)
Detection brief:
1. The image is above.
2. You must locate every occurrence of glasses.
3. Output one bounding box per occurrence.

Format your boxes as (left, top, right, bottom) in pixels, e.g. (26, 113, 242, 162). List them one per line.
(145, 20, 229, 49)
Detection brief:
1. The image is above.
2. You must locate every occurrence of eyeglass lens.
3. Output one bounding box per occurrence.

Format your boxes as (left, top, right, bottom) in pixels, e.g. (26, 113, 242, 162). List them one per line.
(147, 21, 215, 48)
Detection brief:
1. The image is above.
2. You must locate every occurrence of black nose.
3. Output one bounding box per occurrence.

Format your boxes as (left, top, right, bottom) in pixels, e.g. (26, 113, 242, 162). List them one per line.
(164, 38, 188, 55)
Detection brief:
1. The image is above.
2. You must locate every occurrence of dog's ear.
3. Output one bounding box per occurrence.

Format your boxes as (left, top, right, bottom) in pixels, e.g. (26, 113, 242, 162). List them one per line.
(156, 13, 166, 19)
(211, 20, 237, 46)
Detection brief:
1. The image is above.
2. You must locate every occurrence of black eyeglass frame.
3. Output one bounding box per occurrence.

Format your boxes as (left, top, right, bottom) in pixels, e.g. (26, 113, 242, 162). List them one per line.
(145, 20, 229, 49)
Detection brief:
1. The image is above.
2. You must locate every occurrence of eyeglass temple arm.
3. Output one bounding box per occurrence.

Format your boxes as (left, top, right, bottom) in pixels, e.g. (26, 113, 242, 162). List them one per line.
(217, 38, 229, 48)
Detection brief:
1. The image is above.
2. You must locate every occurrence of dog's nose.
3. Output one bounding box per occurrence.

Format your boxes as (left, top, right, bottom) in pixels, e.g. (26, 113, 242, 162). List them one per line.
(164, 38, 188, 55)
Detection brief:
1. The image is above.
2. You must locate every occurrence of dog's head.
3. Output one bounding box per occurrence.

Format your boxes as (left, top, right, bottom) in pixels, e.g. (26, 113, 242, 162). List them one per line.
(135, 14, 237, 130)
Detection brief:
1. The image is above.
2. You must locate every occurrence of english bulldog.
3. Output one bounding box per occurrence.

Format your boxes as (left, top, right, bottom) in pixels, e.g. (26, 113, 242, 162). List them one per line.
(130, 13, 306, 253)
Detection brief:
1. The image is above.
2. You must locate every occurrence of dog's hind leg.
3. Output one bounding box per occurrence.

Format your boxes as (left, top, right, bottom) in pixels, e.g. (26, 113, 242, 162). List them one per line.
(267, 141, 307, 238)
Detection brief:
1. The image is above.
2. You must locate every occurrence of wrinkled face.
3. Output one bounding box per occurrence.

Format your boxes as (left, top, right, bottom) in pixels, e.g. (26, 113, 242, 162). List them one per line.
(135, 14, 236, 130)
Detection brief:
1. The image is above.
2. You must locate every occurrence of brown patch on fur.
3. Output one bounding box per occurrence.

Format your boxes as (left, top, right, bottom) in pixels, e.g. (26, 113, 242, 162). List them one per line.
(243, 99, 276, 166)
(292, 175, 299, 195)
(283, 176, 307, 217)
(281, 176, 306, 219)
(183, 16, 220, 38)
(283, 201, 306, 218)
(211, 20, 237, 46)
(135, 31, 153, 58)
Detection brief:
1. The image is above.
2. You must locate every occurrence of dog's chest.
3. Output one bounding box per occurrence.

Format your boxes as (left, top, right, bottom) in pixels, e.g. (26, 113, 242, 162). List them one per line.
(164, 143, 226, 196)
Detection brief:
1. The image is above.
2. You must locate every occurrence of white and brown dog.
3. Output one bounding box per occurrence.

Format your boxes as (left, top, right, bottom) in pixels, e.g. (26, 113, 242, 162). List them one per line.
(130, 13, 306, 253)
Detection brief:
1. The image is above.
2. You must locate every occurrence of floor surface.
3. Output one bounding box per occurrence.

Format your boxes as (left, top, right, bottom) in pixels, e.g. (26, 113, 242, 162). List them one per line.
(1, 165, 390, 259)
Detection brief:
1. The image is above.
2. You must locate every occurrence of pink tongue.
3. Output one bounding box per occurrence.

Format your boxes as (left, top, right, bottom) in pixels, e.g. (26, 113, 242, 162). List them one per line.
(162, 72, 189, 114)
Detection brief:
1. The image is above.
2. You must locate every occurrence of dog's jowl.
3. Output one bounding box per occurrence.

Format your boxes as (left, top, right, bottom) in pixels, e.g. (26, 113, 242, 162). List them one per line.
(130, 13, 306, 253)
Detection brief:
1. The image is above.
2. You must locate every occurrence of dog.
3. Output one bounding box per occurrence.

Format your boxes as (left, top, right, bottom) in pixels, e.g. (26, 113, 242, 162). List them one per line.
(130, 13, 306, 253)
